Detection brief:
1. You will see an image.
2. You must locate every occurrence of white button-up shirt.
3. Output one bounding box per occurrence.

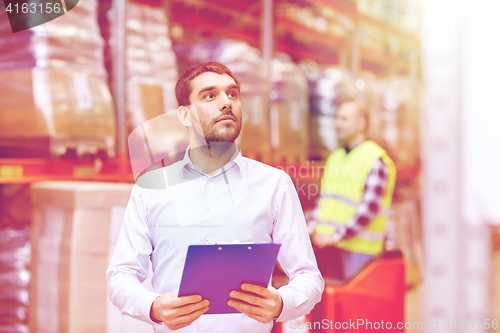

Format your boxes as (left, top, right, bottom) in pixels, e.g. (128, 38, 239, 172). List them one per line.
(106, 147, 324, 333)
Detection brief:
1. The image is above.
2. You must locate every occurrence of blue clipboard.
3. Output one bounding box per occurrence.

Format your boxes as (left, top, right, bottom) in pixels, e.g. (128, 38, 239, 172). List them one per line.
(178, 243, 281, 314)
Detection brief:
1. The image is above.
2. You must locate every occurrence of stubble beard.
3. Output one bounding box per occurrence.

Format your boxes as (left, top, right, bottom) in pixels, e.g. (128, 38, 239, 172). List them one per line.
(196, 111, 242, 158)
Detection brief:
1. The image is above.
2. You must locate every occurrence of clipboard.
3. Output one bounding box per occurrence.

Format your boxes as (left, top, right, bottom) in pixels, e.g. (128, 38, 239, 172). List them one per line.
(178, 243, 281, 314)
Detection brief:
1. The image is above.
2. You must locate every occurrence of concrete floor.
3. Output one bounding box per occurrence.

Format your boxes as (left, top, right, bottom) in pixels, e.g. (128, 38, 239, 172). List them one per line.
(405, 247, 500, 333)
(492, 250, 500, 333)
(405, 285, 422, 333)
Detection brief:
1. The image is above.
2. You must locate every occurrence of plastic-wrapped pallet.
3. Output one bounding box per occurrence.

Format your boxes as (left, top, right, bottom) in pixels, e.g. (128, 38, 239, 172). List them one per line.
(355, 0, 388, 22)
(379, 77, 420, 170)
(29, 181, 155, 333)
(388, 198, 422, 288)
(377, 78, 421, 288)
(105, 0, 186, 157)
(357, 24, 389, 56)
(300, 61, 356, 160)
(0, 228, 31, 333)
(270, 54, 309, 165)
(174, 39, 271, 162)
(0, 0, 116, 158)
(354, 72, 385, 146)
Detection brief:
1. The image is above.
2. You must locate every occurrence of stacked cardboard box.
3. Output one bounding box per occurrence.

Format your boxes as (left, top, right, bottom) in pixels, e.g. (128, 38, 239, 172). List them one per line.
(29, 181, 155, 333)
(270, 54, 309, 165)
(300, 61, 357, 160)
(379, 77, 420, 169)
(355, 71, 385, 146)
(0, 228, 31, 333)
(0, 185, 32, 333)
(104, 0, 187, 161)
(0, 0, 116, 158)
(387, 199, 422, 288)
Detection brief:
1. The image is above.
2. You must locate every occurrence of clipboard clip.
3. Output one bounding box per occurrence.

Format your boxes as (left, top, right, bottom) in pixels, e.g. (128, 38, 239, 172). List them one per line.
(216, 240, 255, 245)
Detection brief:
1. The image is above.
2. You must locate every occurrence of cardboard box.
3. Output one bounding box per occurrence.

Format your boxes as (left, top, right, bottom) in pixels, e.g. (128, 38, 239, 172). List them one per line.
(238, 93, 271, 162)
(308, 114, 338, 161)
(30, 181, 155, 333)
(0, 68, 116, 157)
(269, 101, 309, 165)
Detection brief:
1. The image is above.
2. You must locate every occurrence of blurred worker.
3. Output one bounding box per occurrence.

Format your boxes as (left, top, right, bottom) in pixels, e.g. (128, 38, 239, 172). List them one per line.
(308, 100, 396, 280)
(107, 62, 323, 332)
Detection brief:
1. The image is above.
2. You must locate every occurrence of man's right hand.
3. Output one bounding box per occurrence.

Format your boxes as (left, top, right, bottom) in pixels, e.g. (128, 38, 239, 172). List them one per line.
(150, 292, 210, 330)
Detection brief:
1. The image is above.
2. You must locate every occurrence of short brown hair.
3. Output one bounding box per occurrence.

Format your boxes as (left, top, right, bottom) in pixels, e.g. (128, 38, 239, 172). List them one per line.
(175, 62, 241, 107)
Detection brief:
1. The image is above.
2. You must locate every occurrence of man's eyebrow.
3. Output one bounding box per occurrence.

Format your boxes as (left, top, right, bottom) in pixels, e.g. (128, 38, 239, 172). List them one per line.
(227, 84, 240, 92)
(197, 86, 216, 96)
(197, 84, 240, 96)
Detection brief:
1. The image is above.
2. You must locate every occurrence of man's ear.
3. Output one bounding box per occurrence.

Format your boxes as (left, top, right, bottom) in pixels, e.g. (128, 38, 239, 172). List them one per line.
(357, 114, 367, 134)
(177, 105, 191, 127)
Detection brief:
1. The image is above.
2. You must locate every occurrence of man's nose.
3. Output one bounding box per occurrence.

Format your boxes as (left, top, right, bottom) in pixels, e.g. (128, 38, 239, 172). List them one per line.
(219, 93, 231, 110)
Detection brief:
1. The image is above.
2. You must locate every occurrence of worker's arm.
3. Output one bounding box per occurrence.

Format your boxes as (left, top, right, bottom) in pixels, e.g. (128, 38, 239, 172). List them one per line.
(334, 158, 389, 241)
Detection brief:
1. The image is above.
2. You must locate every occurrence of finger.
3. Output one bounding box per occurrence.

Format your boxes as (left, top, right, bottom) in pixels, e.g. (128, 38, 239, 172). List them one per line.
(171, 294, 203, 308)
(241, 284, 270, 297)
(228, 299, 264, 316)
(230, 290, 265, 306)
(175, 299, 210, 316)
(228, 301, 270, 323)
(159, 301, 206, 324)
(171, 306, 209, 330)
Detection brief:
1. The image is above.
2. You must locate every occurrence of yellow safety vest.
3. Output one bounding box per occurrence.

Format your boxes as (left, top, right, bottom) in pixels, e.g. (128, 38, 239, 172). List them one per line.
(315, 140, 396, 255)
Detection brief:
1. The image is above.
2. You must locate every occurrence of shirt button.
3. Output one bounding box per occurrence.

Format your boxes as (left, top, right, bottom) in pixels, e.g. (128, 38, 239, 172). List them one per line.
(205, 236, 210, 241)
(206, 205, 211, 210)
(209, 177, 214, 182)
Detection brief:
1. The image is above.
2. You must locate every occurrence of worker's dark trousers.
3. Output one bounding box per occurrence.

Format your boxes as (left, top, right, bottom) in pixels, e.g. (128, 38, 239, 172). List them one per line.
(314, 245, 374, 281)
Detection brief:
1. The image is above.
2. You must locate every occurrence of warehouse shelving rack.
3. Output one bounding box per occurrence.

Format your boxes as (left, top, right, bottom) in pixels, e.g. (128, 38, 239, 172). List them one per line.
(170, 0, 419, 73)
(0, 0, 420, 185)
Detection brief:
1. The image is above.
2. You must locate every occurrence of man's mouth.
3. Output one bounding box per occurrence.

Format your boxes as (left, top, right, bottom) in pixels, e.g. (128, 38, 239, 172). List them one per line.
(216, 116, 236, 123)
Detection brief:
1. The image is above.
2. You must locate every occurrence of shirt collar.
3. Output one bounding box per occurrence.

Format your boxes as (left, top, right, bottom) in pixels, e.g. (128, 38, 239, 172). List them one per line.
(178, 144, 245, 178)
(343, 139, 367, 155)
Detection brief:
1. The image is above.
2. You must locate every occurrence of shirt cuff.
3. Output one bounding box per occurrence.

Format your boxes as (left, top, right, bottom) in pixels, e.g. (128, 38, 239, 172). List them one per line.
(307, 220, 318, 235)
(332, 225, 346, 242)
(139, 291, 163, 325)
(149, 295, 162, 324)
(275, 287, 295, 323)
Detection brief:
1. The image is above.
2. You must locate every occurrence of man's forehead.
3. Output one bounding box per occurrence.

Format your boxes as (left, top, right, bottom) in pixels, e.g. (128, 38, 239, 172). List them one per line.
(337, 102, 358, 116)
(190, 72, 237, 92)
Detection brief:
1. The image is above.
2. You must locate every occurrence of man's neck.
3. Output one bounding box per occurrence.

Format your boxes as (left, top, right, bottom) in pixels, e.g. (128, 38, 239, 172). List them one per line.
(189, 142, 236, 176)
(342, 133, 366, 152)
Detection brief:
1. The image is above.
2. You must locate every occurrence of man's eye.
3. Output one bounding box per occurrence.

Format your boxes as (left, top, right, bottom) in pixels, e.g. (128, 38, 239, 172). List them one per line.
(228, 91, 238, 98)
(205, 93, 215, 99)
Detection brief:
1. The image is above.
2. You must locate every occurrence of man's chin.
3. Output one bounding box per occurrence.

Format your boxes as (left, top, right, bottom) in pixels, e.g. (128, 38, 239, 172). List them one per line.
(205, 128, 241, 143)
(206, 137, 238, 144)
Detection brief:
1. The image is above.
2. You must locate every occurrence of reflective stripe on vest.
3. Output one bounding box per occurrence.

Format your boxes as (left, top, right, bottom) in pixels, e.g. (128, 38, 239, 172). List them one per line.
(320, 192, 390, 217)
(317, 219, 385, 242)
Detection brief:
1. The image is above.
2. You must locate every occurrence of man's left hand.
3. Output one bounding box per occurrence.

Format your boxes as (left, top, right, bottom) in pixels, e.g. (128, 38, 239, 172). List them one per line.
(312, 233, 337, 249)
(228, 284, 283, 323)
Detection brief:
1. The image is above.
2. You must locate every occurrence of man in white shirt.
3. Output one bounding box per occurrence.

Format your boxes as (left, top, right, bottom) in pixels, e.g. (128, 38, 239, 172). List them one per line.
(106, 62, 324, 332)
